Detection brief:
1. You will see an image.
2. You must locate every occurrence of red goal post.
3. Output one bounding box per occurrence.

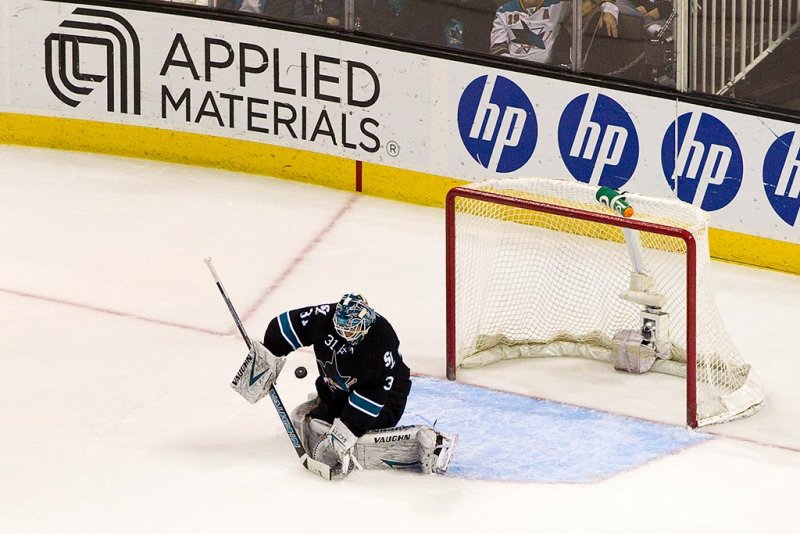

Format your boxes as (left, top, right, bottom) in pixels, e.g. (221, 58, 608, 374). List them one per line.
(445, 178, 763, 428)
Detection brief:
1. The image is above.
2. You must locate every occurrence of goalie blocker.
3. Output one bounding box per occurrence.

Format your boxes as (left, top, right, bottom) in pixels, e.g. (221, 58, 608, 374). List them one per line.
(231, 340, 286, 404)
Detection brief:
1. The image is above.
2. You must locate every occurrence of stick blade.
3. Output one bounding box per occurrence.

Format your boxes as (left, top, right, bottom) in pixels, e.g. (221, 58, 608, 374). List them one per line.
(302, 454, 333, 480)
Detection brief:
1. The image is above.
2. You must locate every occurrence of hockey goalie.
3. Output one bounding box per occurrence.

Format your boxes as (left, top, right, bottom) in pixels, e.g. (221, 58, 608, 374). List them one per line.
(231, 293, 456, 479)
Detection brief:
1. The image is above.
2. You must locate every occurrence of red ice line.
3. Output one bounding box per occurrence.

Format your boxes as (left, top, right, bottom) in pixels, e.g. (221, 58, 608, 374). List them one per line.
(235, 193, 359, 332)
(0, 194, 358, 339)
(0, 286, 225, 336)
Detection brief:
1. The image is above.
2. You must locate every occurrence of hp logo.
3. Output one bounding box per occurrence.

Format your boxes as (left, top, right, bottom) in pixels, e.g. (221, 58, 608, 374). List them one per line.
(558, 93, 639, 189)
(763, 131, 800, 226)
(457, 75, 537, 173)
(661, 112, 743, 211)
(45, 8, 141, 114)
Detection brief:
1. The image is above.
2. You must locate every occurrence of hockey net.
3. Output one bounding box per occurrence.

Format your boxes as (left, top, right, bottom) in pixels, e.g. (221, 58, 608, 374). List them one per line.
(445, 178, 764, 427)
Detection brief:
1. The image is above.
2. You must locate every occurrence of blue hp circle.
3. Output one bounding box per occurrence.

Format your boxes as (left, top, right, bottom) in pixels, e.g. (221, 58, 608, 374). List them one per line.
(457, 75, 537, 173)
(763, 131, 800, 226)
(661, 112, 743, 211)
(557, 93, 639, 189)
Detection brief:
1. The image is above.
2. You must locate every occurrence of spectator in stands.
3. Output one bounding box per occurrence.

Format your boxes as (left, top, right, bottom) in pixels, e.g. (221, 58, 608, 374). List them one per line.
(440, 0, 501, 53)
(294, 0, 344, 26)
(354, 0, 439, 44)
(237, 0, 265, 11)
(444, 15, 465, 49)
(218, 0, 294, 19)
(630, 0, 673, 37)
(490, 0, 618, 64)
(634, 0, 674, 86)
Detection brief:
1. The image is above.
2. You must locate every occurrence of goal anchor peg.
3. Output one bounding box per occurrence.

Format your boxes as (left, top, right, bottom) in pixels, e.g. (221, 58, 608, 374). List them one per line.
(617, 272, 673, 370)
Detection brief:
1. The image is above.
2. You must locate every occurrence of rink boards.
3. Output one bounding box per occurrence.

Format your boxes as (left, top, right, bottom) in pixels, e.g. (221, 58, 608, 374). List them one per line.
(0, 0, 798, 272)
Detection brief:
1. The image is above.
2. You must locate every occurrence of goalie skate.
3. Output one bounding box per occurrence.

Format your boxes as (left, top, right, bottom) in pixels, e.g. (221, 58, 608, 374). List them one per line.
(419, 428, 458, 475)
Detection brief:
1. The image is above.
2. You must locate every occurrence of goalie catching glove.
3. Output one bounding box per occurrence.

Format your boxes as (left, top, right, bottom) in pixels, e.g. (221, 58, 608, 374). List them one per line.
(230, 340, 286, 404)
(313, 418, 363, 478)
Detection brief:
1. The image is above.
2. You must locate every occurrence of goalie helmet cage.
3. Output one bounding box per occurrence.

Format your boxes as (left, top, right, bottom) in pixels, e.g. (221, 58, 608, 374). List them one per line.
(445, 178, 764, 428)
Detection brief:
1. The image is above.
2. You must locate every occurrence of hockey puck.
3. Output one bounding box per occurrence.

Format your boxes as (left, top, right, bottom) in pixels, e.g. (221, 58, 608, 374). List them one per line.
(294, 366, 308, 379)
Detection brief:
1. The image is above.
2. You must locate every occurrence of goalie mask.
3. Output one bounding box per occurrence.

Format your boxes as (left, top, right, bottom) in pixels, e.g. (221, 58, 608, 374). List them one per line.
(333, 293, 376, 345)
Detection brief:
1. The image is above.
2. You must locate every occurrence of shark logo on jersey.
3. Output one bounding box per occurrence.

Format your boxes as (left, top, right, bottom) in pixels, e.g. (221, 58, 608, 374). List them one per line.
(558, 93, 639, 189)
(661, 112, 743, 211)
(319, 353, 358, 392)
(763, 130, 800, 226)
(510, 20, 547, 52)
(457, 75, 538, 173)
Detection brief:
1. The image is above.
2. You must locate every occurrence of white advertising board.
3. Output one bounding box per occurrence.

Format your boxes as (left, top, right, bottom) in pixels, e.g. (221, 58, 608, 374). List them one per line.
(1, 0, 799, 245)
(448, 66, 800, 244)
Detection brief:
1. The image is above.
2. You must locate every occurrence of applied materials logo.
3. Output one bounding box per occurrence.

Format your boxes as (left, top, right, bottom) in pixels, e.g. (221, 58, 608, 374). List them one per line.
(763, 131, 800, 226)
(661, 112, 743, 211)
(45, 8, 141, 114)
(457, 75, 537, 173)
(558, 93, 639, 189)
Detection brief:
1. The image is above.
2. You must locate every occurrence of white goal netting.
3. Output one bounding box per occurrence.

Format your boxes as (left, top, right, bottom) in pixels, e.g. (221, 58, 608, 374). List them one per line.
(450, 177, 764, 427)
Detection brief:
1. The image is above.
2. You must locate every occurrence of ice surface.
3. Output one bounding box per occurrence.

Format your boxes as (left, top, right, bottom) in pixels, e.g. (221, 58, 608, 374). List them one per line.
(402, 377, 710, 483)
(1, 145, 799, 533)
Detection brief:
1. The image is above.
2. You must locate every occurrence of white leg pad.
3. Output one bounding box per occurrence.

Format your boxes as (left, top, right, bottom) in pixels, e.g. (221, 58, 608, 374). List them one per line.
(290, 401, 458, 475)
(290, 399, 318, 452)
(354, 425, 457, 474)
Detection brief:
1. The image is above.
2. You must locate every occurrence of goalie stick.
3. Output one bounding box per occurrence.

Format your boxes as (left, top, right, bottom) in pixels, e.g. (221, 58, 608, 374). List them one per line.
(204, 257, 332, 480)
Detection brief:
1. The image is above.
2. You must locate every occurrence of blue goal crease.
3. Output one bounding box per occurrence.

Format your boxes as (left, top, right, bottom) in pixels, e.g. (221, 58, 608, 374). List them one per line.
(397, 376, 711, 484)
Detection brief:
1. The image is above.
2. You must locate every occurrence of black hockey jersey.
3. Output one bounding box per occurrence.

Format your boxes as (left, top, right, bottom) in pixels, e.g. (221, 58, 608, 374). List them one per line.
(263, 303, 412, 436)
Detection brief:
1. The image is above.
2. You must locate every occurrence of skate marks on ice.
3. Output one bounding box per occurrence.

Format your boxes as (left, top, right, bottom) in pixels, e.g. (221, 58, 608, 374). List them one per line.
(399, 377, 710, 483)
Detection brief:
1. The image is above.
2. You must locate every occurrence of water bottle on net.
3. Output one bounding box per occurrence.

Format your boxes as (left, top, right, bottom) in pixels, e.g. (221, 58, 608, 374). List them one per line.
(596, 186, 634, 218)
